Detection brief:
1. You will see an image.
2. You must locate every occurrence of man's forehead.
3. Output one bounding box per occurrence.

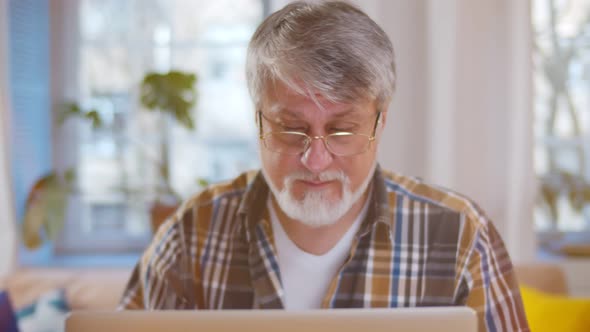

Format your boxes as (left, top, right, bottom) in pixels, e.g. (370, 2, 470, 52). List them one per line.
(263, 81, 375, 118)
(267, 103, 367, 118)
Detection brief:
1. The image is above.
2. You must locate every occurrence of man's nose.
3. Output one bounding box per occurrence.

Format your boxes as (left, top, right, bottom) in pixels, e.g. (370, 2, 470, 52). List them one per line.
(300, 137, 334, 174)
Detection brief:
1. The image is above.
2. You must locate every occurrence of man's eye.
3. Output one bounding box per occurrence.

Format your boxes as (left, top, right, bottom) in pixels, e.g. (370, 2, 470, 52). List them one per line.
(330, 125, 358, 132)
(329, 122, 359, 132)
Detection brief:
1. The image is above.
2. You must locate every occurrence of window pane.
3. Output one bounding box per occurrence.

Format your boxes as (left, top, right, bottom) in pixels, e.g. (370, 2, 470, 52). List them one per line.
(169, 0, 263, 43)
(173, 47, 256, 138)
(79, 46, 134, 93)
(60, 0, 263, 253)
(533, 0, 590, 233)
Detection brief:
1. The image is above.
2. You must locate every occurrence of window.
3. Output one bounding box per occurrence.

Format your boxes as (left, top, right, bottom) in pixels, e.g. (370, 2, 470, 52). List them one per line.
(52, 0, 267, 255)
(533, 0, 590, 248)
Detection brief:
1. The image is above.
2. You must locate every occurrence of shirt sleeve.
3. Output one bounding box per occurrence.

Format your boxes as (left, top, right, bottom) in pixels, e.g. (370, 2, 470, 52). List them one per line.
(118, 217, 198, 310)
(461, 219, 530, 332)
(118, 262, 145, 309)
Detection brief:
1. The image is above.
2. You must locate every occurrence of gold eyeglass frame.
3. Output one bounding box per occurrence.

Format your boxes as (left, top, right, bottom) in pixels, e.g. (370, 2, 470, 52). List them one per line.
(257, 110, 382, 156)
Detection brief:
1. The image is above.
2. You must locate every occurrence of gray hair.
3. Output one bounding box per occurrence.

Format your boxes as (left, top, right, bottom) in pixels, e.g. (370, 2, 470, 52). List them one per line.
(246, 0, 396, 112)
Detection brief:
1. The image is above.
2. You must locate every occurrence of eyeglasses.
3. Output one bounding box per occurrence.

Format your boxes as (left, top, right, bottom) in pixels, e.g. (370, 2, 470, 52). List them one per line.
(257, 111, 382, 156)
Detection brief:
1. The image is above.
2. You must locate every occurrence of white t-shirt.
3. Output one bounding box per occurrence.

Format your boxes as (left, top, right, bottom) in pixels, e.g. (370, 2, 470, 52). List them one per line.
(268, 196, 369, 310)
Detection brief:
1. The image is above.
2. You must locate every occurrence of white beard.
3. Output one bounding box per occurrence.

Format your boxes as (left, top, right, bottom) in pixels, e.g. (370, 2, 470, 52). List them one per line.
(262, 163, 376, 228)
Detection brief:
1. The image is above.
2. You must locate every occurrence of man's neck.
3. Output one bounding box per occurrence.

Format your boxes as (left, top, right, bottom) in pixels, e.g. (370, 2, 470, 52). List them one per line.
(271, 187, 371, 256)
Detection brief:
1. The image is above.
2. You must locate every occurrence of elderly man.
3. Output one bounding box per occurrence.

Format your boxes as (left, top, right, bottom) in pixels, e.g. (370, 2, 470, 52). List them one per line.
(120, 1, 529, 331)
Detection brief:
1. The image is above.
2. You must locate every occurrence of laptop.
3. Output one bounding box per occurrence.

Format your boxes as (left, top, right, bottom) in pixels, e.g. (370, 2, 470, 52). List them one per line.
(66, 307, 477, 332)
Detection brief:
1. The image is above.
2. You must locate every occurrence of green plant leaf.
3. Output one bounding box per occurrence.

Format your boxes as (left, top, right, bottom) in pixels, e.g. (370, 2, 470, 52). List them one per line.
(85, 110, 103, 129)
(58, 103, 82, 126)
(175, 108, 195, 130)
(196, 178, 209, 187)
(140, 70, 197, 130)
(57, 102, 103, 129)
(22, 171, 71, 249)
(540, 183, 559, 222)
(537, 169, 590, 223)
(22, 193, 47, 249)
(44, 186, 68, 241)
(64, 168, 76, 186)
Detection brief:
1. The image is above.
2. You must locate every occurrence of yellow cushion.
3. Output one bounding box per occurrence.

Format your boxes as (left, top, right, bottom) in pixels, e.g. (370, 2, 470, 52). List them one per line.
(521, 285, 590, 332)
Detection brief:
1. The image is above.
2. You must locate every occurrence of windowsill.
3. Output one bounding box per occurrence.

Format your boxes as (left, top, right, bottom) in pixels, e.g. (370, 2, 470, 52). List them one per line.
(536, 230, 590, 260)
(535, 246, 590, 297)
(18, 243, 141, 268)
(34, 254, 141, 268)
(536, 246, 590, 262)
(19, 248, 140, 269)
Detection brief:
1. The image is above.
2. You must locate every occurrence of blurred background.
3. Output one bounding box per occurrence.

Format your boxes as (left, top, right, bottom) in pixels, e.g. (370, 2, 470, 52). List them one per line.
(0, 0, 589, 323)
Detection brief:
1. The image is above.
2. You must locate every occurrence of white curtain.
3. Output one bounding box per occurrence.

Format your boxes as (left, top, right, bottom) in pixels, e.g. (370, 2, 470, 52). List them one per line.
(0, 0, 18, 276)
(374, 0, 536, 262)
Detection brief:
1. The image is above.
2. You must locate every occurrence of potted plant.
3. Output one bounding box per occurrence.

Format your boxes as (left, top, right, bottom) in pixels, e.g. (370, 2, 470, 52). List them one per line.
(21, 104, 101, 249)
(139, 70, 198, 231)
(538, 170, 590, 257)
(21, 70, 199, 249)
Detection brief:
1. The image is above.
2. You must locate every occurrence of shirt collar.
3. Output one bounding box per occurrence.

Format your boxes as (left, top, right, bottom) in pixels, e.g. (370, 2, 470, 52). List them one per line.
(357, 164, 393, 237)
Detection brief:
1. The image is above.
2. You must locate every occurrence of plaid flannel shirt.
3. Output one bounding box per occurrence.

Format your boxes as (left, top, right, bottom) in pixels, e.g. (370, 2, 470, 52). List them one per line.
(119, 165, 530, 332)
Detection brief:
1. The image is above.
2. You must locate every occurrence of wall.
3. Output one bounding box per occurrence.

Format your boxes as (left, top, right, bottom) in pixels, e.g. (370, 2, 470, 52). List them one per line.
(0, 0, 18, 276)
(372, 0, 536, 262)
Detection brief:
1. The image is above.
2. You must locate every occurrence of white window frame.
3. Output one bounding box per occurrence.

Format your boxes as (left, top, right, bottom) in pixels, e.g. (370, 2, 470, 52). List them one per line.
(532, 0, 590, 251)
(50, 0, 270, 256)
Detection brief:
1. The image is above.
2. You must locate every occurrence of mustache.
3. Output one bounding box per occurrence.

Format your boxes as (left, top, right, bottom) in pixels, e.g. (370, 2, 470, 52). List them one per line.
(285, 170, 349, 183)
